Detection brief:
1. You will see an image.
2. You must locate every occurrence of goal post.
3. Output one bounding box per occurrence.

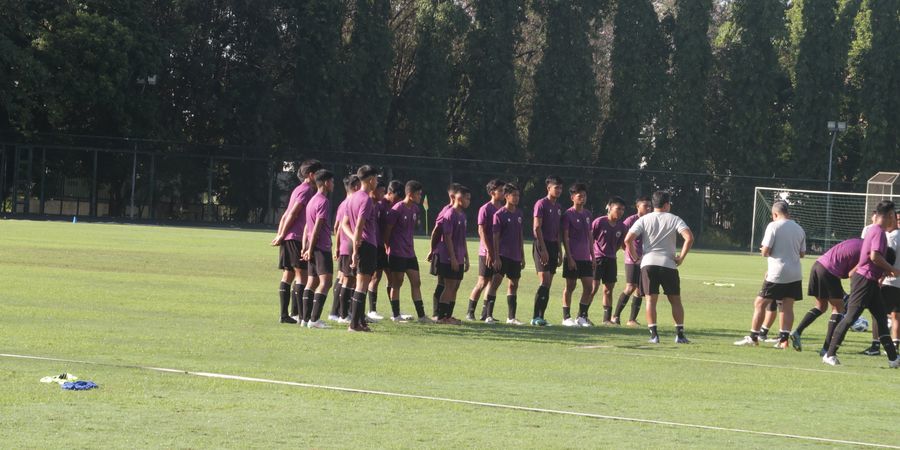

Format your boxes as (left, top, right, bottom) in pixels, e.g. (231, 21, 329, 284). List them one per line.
(750, 186, 897, 254)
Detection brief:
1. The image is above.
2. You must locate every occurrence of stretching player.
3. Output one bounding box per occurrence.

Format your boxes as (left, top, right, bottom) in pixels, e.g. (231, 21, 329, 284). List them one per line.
(427, 183, 462, 319)
(384, 180, 430, 323)
(561, 183, 595, 327)
(492, 183, 526, 325)
(823, 201, 899, 367)
(300, 169, 334, 329)
(612, 196, 651, 326)
(734, 201, 806, 348)
(623, 191, 694, 344)
(789, 237, 861, 352)
(591, 196, 627, 325)
(531, 176, 564, 326)
(331, 175, 360, 323)
(341, 165, 380, 332)
(859, 212, 884, 356)
(434, 185, 471, 324)
(466, 179, 505, 321)
(272, 159, 322, 324)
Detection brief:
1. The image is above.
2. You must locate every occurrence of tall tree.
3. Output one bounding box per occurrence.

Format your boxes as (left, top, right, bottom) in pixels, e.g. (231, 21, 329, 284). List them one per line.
(527, 0, 602, 164)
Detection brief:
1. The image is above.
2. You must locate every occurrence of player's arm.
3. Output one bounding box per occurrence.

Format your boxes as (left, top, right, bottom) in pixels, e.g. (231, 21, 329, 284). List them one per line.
(533, 215, 547, 264)
(304, 218, 324, 261)
(382, 223, 395, 253)
(562, 225, 575, 269)
(761, 246, 772, 257)
(870, 250, 899, 276)
(427, 222, 442, 262)
(624, 231, 639, 263)
(278, 200, 306, 239)
(444, 224, 458, 271)
(479, 223, 492, 265)
(520, 227, 526, 269)
(675, 228, 694, 266)
(350, 216, 365, 268)
(333, 219, 342, 260)
(492, 229, 502, 271)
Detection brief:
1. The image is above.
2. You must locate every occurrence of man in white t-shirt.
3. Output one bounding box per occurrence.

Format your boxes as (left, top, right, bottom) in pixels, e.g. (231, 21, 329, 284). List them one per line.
(881, 211, 900, 350)
(623, 191, 694, 344)
(735, 201, 806, 348)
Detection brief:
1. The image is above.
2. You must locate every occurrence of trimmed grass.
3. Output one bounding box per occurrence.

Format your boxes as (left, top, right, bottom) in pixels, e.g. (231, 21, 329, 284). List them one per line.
(1, 220, 897, 448)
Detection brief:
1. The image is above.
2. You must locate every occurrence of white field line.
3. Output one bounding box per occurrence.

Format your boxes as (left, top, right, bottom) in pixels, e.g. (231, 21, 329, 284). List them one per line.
(2, 352, 897, 448)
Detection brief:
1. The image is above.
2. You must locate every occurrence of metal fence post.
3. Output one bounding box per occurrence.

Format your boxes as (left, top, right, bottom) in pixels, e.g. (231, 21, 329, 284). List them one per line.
(148, 153, 156, 220)
(90, 149, 98, 217)
(39, 147, 46, 214)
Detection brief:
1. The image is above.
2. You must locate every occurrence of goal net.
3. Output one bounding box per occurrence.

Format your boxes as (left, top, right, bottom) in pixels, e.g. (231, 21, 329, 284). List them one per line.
(751, 186, 898, 254)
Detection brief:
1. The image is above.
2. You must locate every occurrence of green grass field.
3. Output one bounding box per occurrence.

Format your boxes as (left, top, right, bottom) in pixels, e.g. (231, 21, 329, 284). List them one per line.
(1, 220, 898, 448)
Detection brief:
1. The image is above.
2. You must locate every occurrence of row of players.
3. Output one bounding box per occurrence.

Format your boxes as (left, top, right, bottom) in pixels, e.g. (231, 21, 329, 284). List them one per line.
(732, 199, 900, 368)
(271, 160, 693, 344)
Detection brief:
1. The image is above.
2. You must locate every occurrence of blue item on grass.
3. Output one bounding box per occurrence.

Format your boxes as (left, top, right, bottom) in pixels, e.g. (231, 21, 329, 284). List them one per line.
(62, 380, 98, 390)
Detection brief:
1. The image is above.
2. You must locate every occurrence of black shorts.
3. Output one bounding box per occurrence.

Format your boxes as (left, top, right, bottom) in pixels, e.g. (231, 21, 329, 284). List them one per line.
(278, 239, 307, 271)
(478, 255, 496, 278)
(389, 255, 419, 273)
(309, 249, 333, 276)
(563, 260, 593, 279)
(430, 254, 440, 276)
(438, 262, 465, 280)
(357, 242, 378, 276)
(498, 256, 522, 280)
(641, 265, 680, 296)
(338, 255, 356, 277)
(594, 257, 617, 284)
(377, 246, 389, 271)
(882, 285, 900, 314)
(625, 263, 643, 296)
(758, 280, 803, 301)
(807, 262, 845, 300)
(532, 241, 560, 274)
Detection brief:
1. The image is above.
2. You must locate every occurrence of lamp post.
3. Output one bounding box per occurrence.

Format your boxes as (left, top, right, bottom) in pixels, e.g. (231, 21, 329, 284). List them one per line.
(824, 120, 847, 247)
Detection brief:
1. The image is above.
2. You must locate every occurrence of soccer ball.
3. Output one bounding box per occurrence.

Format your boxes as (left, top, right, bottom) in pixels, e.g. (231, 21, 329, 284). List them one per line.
(851, 317, 869, 332)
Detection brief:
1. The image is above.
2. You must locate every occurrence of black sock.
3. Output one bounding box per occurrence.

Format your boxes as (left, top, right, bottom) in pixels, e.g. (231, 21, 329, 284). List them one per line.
(467, 299, 477, 316)
(649, 324, 659, 338)
(433, 284, 444, 317)
(340, 287, 352, 319)
(823, 313, 842, 349)
(291, 283, 304, 317)
(349, 292, 361, 326)
(386, 283, 392, 300)
(279, 282, 291, 318)
(330, 282, 342, 317)
(759, 326, 770, 339)
(750, 330, 760, 342)
(368, 290, 378, 313)
(613, 293, 629, 319)
(563, 306, 571, 320)
(449, 301, 457, 318)
(629, 296, 643, 322)
(507, 295, 517, 319)
(390, 299, 401, 318)
(437, 302, 449, 319)
(578, 302, 590, 318)
(540, 285, 552, 319)
(302, 289, 314, 322)
(311, 293, 326, 322)
(779, 330, 789, 343)
(413, 299, 426, 318)
(483, 295, 496, 320)
(534, 285, 549, 319)
(870, 340, 881, 350)
(676, 324, 685, 338)
(603, 306, 612, 323)
(795, 308, 823, 335)
(880, 336, 898, 360)
(894, 339, 899, 350)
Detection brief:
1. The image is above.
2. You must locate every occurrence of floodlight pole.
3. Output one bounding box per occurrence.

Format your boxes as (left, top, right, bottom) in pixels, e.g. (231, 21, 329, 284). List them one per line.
(130, 141, 137, 220)
(824, 121, 846, 248)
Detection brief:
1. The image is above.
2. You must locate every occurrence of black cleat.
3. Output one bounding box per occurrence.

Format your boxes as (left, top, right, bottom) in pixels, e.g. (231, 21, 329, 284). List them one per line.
(860, 346, 881, 356)
(280, 316, 298, 324)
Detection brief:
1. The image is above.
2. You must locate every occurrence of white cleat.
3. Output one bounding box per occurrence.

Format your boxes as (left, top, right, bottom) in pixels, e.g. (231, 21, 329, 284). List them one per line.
(291, 315, 300, 322)
(890, 358, 900, 369)
(576, 316, 594, 327)
(307, 320, 329, 329)
(562, 318, 578, 327)
(399, 313, 414, 320)
(327, 314, 341, 322)
(822, 355, 840, 366)
(484, 317, 498, 324)
(417, 316, 434, 324)
(506, 318, 523, 325)
(391, 316, 411, 323)
(299, 320, 308, 327)
(733, 336, 759, 346)
(336, 317, 350, 324)
(367, 311, 384, 321)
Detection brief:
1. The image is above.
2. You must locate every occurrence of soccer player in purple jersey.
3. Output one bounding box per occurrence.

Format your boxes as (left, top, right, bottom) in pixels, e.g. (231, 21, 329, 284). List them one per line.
(531, 176, 564, 326)
(491, 183, 526, 325)
(330, 175, 360, 323)
(466, 179, 506, 321)
(591, 196, 628, 325)
(612, 196, 651, 326)
(561, 183, 595, 327)
(435, 185, 471, 324)
(366, 179, 403, 322)
(340, 165, 380, 332)
(788, 237, 861, 352)
(271, 159, 322, 324)
(299, 169, 335, 329)
(384, 180, 430, 323)
(427, 183, 462, 318)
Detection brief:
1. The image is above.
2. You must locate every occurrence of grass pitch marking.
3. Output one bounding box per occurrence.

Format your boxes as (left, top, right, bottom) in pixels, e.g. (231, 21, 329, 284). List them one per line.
(3, 352, 897, 448)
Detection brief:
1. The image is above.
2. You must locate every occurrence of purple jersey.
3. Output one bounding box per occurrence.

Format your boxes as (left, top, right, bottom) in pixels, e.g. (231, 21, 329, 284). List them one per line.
(533, 197, 562, 243)
(387, 201, 419, 258)
(493, 207, 524, 262)
(347, 190, 377, 247)
(436, 208, 468, 262)
(283, 182, 315, 242)
(817, 238, 863, 278)
(304, 192, 332, 252)
(477, 201, 501, 256)
(622, 214, 642, 264)
(857, 225, 887, 281)
(562, 208, 592, 261)
(375, 198, 392, 246)
(592, 216, 627, 259)
(335, 198, 352, 256)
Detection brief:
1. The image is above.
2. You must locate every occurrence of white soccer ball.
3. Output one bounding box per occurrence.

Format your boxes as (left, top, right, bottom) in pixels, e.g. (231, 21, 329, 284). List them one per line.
(851, 317, 869, 332)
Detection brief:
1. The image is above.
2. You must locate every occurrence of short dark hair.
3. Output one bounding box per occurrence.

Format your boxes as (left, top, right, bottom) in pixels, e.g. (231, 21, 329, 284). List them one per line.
(875, 200, 896, 217)
(376, 177, 388, 189)
(457, 185, 471, 196)
(545, 175, 563, 186)
(772, 201, 789, 216)
(357, 165, 379, 180)
(405, 180, 423, 194)
(608, 196, 626, 207)
(569, 182, 587, 195)
(486, 179, 505, 194)
(635, 195, 651, 205)
(314, 169, 333, 186)
(503, 183, 519, 195)
(651, 191, 671, 209)
(348, 175, 361, 190)
(447, 182, 462, 194)
(299, 159, 323, 178)
(388, 180, 404, 195)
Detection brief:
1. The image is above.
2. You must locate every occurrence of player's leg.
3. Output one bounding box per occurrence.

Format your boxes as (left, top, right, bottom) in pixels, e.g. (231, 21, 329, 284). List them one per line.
(776, 298, 795, 348)
(794, 297, 827, 336)
(562, 274, 576, 326)
(533, 270, 554, 326)
(279, 268, 296, 324)
(865, 291, 899, 364)
(367, 268, 383, 320)
(309, 263, 333, 328)
(388, 267, 406, 321)
(612, 282, 635, 325)
(760, 299, 777, 342)
(302, 269, 320, 324)
(825, 275, 870, 362)
(506, 276, 521, 324)
(820, 297, 845, 355)
(437, 277, 462, 324)
(406, 268, 429, 322)
(602, 282, 615, 324)
(467, 259, 490, 321)
(483, 273, 503, 323)
(576, 275, 593, 326)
